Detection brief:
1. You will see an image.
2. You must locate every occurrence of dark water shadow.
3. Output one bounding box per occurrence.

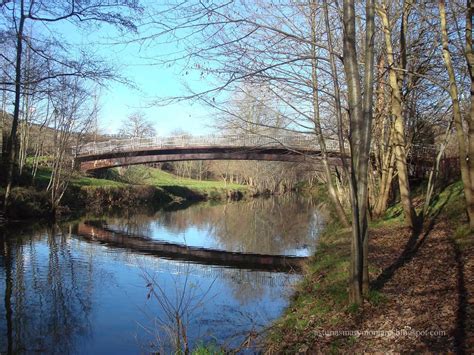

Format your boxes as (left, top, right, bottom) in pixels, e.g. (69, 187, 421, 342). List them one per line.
(161, 186, 207, 201)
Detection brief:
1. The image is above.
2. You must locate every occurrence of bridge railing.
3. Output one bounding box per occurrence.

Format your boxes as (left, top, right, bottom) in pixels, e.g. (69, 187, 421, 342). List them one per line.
(73, 133, 436, 159)
(74, 134, 345, 157)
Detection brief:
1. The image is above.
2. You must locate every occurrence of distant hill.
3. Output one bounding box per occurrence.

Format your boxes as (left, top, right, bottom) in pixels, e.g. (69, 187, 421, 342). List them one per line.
(0, 110, 109, 157)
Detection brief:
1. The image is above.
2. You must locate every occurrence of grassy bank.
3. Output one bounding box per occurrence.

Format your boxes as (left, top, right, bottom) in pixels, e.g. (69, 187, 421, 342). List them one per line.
(4, 166, 250, 219)
(124, 166, 249, 201)
(267, 181, 473, 353)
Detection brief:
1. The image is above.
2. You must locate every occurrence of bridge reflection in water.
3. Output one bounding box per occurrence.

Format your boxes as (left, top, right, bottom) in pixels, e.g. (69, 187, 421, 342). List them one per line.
(76, 221, 306, 272)
(0, 195, 319, 353)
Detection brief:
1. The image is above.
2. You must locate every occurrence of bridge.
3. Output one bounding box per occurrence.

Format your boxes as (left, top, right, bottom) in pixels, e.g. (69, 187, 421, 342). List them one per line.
(74, 134, 438, 174)
(74, 134, 347, 172)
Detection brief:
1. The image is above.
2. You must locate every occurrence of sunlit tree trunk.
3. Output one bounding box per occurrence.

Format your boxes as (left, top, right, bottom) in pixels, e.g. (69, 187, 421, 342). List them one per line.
(374, 141, 396, 216)
(439, 0, 474, 230)
(18, 33, 33, 176)
(465, 0, 474, 230)
(373, 54, 395, 217)
(0, 83, 7, 163)
(378, 2, 416, 229)
(322, 0, 350, 180)
(343, 0, 375, 304)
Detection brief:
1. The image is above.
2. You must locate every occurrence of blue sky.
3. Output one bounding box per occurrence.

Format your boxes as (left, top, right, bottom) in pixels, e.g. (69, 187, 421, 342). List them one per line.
(48, 13, 217, 136)
(97, 56, 215, 136)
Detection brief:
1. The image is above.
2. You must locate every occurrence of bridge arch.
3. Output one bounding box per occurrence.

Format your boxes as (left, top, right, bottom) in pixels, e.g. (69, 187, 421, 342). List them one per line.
(74, 135, 346, 172)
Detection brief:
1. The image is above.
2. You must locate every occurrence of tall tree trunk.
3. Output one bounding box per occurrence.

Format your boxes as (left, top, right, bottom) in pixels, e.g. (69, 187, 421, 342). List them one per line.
(343, 0, 375, 304)
(374, 145, 396, 216)
(361, 0, 376, 294)
(424, 120, 453, 216)
(4, 1, 26, 209)
(439, 0, 474, 230)
(0, 84, 7, 164)
(18, 35, 33, 176)
(466, 0, 474, 230)
(373, 54, 395, 217)
(310, 0, 350, 228)
(322, 0, 350, 180)
(378, 3, 416, 229)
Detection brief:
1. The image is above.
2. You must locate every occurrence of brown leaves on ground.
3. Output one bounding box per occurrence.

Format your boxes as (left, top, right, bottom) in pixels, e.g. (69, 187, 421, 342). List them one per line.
(266, 200, 473, 354)
(334, 217, 473, 353)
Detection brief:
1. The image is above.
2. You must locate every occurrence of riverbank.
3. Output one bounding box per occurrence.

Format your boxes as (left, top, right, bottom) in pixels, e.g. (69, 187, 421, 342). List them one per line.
(266, 181, 473, 353)
(2, 166, 251, 221)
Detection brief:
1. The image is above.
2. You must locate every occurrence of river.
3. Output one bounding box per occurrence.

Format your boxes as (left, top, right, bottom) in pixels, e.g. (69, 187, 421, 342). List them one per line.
(0, 194, 325, 353)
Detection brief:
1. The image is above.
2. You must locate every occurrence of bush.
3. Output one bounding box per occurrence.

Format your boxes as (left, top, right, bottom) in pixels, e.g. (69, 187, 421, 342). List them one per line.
(6, 187, 51, 219)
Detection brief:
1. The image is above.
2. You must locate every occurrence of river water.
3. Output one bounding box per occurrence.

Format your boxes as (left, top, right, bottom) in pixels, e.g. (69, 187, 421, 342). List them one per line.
(0, 195, 324, 353)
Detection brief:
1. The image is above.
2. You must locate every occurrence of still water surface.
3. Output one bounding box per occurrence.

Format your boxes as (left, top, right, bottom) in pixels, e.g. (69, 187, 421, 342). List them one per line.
(0, 195, 324, 353)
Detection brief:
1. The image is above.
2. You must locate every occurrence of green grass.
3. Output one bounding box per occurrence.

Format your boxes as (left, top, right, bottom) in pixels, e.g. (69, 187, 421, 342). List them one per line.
(33, 168, 53, 186)
(34, 167, 125, 188)
(427, 180, 464, 218)
(30, 161, 247, 196)
(71, 174, 125, 187)
(136, 166, 247, 192)
(370, 180, 466, 229)
(433, 181, 474, 249)
(370, 204, 405, 228)
(267, 222, 353, 352)
(191, 343, 225, 355)
(31, 165, 247, 204)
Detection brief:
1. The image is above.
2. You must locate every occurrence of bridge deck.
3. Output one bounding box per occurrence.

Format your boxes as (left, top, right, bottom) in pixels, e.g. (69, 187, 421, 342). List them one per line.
(74, 134, 348, 171)
(73, 134, 436, 172)
(75, 134, 343, 156)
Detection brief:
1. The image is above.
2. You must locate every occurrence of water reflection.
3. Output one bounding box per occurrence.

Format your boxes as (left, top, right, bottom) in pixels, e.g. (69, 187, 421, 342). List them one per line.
(104, 194, 324, 256)
(0, 227, 96, 354)
(0, 195, 323, 353)
(76, 220, 306, 271)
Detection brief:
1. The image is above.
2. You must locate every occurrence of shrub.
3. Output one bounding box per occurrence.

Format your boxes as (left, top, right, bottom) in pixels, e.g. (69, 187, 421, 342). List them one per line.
(6, 187, 51, 219)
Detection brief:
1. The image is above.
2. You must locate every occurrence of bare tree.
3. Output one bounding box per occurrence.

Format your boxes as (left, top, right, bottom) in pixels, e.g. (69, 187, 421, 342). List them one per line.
(438, 0, 474, 230)
(140, 0, 353, 226)
(376, 0, 416, 229)
(118, 111, 156, 138)
(1, 0, 141, 209)
(47, 76, 96, 215)
(342, 0, 376, 303)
